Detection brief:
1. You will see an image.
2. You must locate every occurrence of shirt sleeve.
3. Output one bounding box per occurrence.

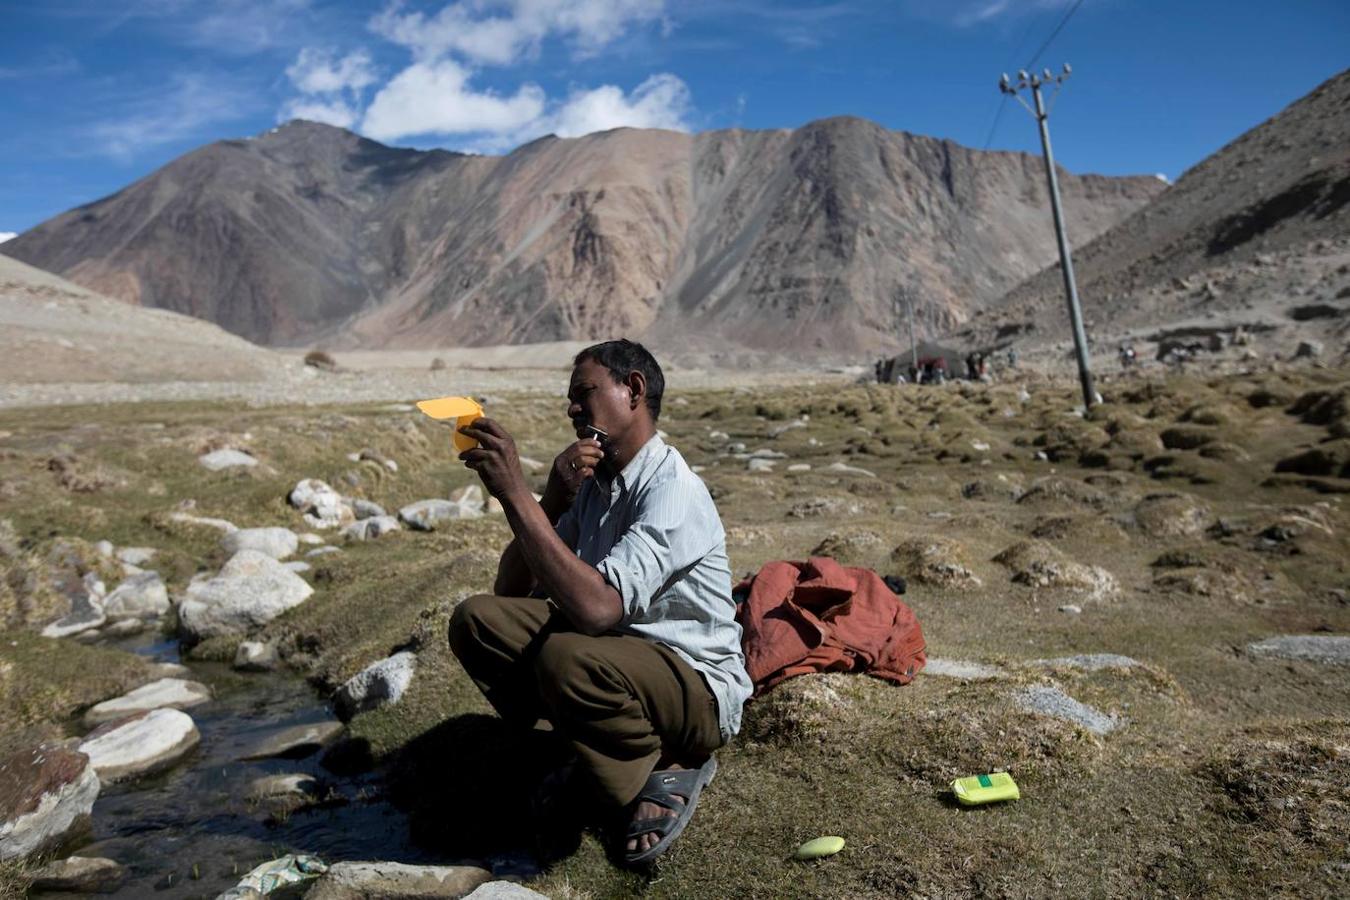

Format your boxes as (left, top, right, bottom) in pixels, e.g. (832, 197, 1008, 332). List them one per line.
(553, 500, 581, 550)
(595, 476, 713, 620)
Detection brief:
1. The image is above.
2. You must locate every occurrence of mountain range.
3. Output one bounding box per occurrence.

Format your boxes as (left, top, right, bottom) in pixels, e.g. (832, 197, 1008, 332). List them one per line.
(961, 68, 1350, 351)
(1, 117, 1164, 354)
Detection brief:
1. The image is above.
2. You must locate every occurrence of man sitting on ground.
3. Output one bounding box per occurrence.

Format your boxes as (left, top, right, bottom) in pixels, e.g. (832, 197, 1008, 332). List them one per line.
(448, 339, 751, 866)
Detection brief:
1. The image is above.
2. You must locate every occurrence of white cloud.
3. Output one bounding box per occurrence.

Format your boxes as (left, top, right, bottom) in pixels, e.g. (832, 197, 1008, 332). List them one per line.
(546, 73, 691, 137)
(287, 48, 377, 95)
(284, 1, 686, 149)
(0, 232, 16, 243)
(87, 73, 254, 160)
(361, 59, 546, 141)
(280, 98, 362, 129)
(369, 0, 666, 66)
(900, 0, 1084, 28)
(278, 48, 378, 130)
(174, 0, 315, 54)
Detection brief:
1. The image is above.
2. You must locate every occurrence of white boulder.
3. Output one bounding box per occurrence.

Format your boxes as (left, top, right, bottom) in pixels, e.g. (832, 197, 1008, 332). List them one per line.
(177, 550, 314, 643)
(84, 678, 211, 726)
(78, 709, 200, 784)
(0, 743, 101, 862)
(222, 527, 299, 560)
(199, 449, 258, 471)
(333, 652, 417, 722)
(102, 571, 170, 621)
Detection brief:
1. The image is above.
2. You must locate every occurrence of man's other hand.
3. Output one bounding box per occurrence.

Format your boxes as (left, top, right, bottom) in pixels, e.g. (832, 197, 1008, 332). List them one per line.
(459, 418, 528, 500)
(550, 438, 603, 500)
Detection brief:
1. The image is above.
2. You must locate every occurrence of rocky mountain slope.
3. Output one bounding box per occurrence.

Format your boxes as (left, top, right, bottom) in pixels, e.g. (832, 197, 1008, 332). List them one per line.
(960, 68, 1350, 353)
(0, 255, 279, 383)
(2, 119, 1163, 354)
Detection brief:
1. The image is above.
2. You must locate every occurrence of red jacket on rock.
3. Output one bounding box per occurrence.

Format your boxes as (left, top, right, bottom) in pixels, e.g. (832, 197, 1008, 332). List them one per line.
(735, 556, 927, 695)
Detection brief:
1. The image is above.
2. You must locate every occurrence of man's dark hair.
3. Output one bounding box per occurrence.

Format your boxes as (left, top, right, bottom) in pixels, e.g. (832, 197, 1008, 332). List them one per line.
(574, 339, 665, 421)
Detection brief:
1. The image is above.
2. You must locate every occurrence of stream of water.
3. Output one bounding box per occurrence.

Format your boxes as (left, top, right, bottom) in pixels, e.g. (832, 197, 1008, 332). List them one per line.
(43, 632, 534, 899)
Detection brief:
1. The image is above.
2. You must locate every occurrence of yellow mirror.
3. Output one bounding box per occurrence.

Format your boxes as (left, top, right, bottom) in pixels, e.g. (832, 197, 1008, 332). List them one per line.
(416, 396, 484, 452)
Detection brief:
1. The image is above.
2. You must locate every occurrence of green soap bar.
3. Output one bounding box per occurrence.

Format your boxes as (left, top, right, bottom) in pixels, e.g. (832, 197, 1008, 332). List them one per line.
(795, 836, 845, 860)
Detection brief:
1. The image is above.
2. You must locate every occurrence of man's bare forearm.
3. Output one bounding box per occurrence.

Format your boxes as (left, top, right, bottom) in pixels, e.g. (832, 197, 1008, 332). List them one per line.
(493, 538, 536, 596)
(501, 487, 621, 635)
(493, 483, 573, 595)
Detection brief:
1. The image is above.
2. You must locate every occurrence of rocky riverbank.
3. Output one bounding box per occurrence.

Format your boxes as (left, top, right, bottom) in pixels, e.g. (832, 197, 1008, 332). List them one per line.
(3, 361, 1348, 898)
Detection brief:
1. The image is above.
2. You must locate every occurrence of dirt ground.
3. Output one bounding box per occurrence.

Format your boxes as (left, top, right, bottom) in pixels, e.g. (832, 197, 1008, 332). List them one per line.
(2, 361, 1348, 898)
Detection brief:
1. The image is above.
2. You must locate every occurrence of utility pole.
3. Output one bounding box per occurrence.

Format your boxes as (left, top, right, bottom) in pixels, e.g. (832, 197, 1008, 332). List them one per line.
(1001, 64, 1096, 409)
(906, 292, 918, 378)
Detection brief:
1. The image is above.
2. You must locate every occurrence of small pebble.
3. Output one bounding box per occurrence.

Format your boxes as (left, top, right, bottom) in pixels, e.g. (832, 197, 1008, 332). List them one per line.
(1058, 604, 1082, 615)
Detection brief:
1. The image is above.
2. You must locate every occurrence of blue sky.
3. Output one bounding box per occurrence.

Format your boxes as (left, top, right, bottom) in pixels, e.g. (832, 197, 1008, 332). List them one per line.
(1, 0, 1346, 239)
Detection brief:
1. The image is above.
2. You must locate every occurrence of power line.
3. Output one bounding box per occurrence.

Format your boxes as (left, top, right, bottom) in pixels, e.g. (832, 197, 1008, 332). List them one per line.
(1025, 0, 1086, 69)
(981, 97, 1008, 151)
(980, 5, 1059, 152)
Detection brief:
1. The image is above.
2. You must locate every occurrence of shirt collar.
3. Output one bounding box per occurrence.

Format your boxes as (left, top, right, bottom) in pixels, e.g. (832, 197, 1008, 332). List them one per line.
(597, 432, 665, 494)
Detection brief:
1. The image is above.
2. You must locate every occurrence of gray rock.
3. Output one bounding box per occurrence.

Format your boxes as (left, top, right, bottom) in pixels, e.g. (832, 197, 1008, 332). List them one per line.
(240, 721, 345, 761)
(923, 658, 1005, 680)
(103, 571, 170, 621)
(79, 709, 200, 784)
(1248, 635, 1350, 665)
(84, 678, 212, 726)
(115, 546, 157, 566)
(307, 546, 342, 557)
(399, 499, 478, 530)
(826, 461, 877, 478)
(40, 572, 107, 639)
(289, 479, 354, 530)
(351, 499, 387, 520)
(199, 449, 258, 471)
(246, 773, 320, 803)
(104, 618, 145, 637)
(94, 540, 114, 558)
(150, 662, 191, 678)
(30, 855, 127, 893)
(749, 448, 789, 459)
(296, 532, 325, 545)
(333, 652, 417, 722)
(1031, 654, 1139, 671)
(786, 463, 812, 472)
(342, 515, 401, 541)
(0, 743, 100, 862)
(1295, 339, 1323, 359)
(168, 511, 239, 533)
(464, 882, 553, 900)
(177, 550, 315, 643)
(747, 458, 776, 472)
(222, 527, 299, 560)
(448, 484, 486, 515)
(307, 862, 492, 900)
(283, 561, 312, 574)
(1016, 685, 1121, 735)
(233, 641, 279, 672)
(1057, 604, 1083, 615)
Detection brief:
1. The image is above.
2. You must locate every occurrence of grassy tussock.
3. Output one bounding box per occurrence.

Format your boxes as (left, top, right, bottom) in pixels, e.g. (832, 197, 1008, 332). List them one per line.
(1, 366, 1349, 895)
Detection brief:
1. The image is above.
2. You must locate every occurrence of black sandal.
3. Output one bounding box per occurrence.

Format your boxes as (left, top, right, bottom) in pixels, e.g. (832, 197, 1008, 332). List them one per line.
(622, 756, 718, 866)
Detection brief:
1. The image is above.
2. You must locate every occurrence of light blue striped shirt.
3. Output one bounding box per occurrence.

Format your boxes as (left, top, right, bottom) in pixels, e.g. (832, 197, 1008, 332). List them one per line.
(555, 433, 751, 741)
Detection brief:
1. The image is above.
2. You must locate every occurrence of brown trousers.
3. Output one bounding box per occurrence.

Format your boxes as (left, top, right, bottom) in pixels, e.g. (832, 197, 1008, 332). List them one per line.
(448, 594, 722, 808)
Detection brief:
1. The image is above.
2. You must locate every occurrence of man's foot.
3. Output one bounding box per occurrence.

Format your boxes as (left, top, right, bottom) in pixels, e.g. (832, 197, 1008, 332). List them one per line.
(626, 763, 686, 855)
(620, 756, 718, 866)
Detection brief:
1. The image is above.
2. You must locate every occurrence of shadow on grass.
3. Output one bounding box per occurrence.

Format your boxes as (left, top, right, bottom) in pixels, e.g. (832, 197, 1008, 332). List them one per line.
(383, 713, 577, 861)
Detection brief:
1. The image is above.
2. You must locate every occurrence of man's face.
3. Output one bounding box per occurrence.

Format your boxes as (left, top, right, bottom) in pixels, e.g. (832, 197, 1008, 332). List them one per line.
(567, 358, 633, 441)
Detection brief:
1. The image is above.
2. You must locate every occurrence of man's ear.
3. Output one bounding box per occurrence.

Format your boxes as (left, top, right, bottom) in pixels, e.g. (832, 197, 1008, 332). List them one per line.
(625, 370, 647, 410)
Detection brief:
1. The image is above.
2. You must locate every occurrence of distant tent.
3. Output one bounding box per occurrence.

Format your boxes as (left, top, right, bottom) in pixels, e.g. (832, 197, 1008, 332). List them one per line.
(876, 341, 967, 382)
